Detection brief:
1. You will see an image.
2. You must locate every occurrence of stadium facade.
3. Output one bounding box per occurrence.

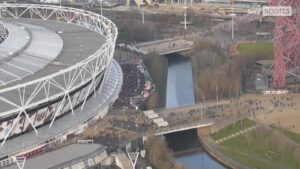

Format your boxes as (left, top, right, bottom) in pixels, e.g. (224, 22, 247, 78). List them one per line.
(0, 3, 122, 167)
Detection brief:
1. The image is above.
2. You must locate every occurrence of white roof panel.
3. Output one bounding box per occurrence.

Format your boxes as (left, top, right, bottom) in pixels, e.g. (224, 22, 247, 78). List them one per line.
(143, 110, 155, 115)
(152, 118, 164, 123)
(157, 121, 169, 127)
(147, 113, 159, 119)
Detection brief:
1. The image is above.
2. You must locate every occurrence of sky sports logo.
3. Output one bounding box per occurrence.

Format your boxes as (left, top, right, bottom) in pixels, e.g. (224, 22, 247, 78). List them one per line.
(248, 6, 292, 16)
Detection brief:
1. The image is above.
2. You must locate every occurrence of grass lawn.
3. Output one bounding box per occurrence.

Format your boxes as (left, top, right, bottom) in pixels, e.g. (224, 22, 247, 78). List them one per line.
(272, 126, 300, 145)
(217, 128, 300, 169)
(211, 118, 256, 141)
(220, 148, 282, 169)
(237, 43, 273, 56)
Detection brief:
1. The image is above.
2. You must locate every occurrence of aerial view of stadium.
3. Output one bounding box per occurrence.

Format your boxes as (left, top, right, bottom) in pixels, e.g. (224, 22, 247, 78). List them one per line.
(0, 0, 298, 169)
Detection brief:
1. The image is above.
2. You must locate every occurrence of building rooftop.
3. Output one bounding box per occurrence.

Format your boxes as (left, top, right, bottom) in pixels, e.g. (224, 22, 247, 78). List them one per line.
(5, 143, 106, 169)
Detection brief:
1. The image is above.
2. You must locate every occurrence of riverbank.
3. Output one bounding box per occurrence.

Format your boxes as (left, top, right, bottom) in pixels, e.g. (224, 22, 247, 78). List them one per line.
(140, 52, 168, 109)
(173, 147, 201, 156)
(185, 40, 273, 102)
(180, 50, 202, 102)
(145, 136, 184, 169)
(197, 132, 248, 169)
(215, 125, 300, 169)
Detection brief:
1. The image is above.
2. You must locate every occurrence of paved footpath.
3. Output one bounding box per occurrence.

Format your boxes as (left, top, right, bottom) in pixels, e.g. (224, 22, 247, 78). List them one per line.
(215, 125, 257, 144)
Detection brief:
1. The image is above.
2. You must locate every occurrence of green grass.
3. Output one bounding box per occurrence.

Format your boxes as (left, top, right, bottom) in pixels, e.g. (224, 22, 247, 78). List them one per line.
(283, 130, 300, 145)
(237, 43, 274, 56)
(272, 126, 300, 145)
(220, 148, 282, 169)
(217, 129, 300, 169)
(211, 118, 256, 141)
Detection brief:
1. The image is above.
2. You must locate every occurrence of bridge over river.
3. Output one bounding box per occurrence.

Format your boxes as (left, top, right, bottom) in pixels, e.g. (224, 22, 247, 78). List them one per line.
(122, 38, 193, 56)
(109, 97, 240, 137)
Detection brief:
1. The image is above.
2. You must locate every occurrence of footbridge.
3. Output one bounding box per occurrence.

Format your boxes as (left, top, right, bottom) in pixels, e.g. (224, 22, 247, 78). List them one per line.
(154, 121, 214, 135)
(126, 38, 193, 56)
(141, 98, 238, 136)
(109, 97, 238, 138)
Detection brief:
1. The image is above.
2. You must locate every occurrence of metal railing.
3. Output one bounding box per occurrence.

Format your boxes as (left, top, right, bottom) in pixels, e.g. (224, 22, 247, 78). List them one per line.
(0, 3, 118, 146)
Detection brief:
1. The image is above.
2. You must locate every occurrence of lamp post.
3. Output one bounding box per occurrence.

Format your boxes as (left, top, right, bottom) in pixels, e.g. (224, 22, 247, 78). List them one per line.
(230, 0, 236, 39)
(230, 13, 236, 39)
(140, 2, 145, 24)
(100, 0, 103, 15)
(183, 6, 188, 30)
(122, 106, 125, 116)
(216, 86, 218, 101)
(201, 103, 203, 123)
(118, 131, 121, 144)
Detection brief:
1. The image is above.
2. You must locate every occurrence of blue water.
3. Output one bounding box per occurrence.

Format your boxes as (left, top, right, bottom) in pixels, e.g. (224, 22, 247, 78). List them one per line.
(165, 53, 225, 169)
(177, 151, 225, 169)
(166, 53, 195, 108)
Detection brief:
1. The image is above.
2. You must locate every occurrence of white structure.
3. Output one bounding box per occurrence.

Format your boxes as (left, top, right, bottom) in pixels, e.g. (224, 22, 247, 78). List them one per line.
(128, 152, 139, 169)
(13, 156, 26, 169)
(0, 4, 122, 167)
(0, 3, 118, 145)
(40, 0, 60, 3)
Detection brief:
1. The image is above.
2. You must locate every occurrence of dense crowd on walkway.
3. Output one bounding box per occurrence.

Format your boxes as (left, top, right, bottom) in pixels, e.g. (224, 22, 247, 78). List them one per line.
(270, 95, 295, 108)
(92, 162, 121, 169)
(113, 64, 145, 109)
(112, 48, 155, 109)
(241, 95, 296, 119)
(114, 47, 141, 64)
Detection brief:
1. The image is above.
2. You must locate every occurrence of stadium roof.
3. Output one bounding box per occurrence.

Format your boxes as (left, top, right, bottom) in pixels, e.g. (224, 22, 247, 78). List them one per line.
(0, 19, 105, 114)
(5, 144, 106, 169)
(0, 59, 123, 157)
(0, 18, 105, 89)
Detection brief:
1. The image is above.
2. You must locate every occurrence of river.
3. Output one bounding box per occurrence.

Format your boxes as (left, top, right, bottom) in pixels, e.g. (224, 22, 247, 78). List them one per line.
(165, 53, 225, 169)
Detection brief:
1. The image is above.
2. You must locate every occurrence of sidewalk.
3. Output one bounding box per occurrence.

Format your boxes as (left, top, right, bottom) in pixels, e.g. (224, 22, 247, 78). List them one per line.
(215, 125, 257, 144)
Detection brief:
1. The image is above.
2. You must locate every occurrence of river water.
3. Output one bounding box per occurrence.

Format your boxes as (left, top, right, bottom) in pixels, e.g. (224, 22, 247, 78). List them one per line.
(165, 53, 225, 169)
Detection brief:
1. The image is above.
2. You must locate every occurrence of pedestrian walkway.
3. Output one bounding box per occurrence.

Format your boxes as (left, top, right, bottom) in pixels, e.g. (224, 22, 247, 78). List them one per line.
(125, 38, 193, 56)
(215, 125, 257, 144)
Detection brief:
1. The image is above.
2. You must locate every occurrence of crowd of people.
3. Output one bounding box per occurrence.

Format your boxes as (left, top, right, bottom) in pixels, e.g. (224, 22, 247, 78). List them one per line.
(242, 99, 265, 118)
(113, 64, 145, 109)
(270, 95, 295, 108)
(241, 95, 296, 119)
(114, 47, 141, 64)
(112, 48, 155, 109)
(92, 162, 121, 169)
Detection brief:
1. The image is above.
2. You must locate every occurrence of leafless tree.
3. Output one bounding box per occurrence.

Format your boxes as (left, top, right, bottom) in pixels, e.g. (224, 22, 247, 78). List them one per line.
(145, 136, 184, 169)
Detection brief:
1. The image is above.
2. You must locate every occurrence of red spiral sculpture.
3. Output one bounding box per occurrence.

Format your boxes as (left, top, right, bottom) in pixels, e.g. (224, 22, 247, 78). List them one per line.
(269, 0, 300, 88)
